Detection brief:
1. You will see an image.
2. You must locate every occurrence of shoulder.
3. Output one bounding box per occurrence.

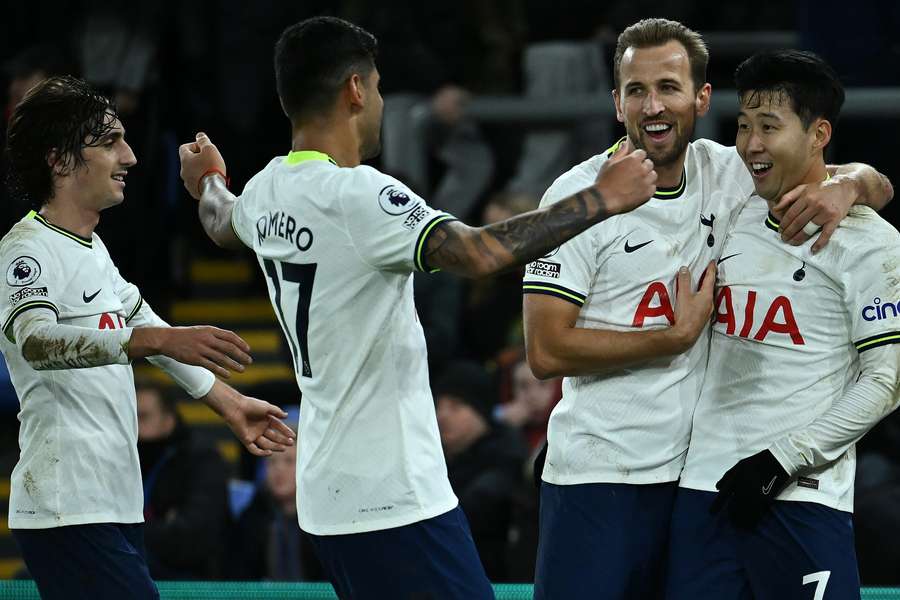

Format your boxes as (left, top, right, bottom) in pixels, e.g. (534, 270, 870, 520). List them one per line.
(541, 154, 606, 207)
(0, 218, 54, 268)
(691, 138, 753, 195)
(832, 206, 899, 255)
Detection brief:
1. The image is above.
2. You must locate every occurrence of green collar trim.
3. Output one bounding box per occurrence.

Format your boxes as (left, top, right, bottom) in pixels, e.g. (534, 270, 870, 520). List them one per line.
(28, 210, 92, 248)
(284, 150, 338, 166)
(653, 169, 686, 200)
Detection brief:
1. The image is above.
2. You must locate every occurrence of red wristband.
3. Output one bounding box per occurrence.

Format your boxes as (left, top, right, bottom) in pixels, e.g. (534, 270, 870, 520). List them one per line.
(198, 168, 229, 196)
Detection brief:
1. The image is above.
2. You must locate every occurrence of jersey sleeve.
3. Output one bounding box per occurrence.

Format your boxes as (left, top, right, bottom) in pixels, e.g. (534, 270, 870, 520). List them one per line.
(521, 167, 598, 307)
(230, 171, 265, 248)
(844, 226, 900, 354)
(339, 166, 455, 273)
(96, 237, 144, 324)
(0, 237, 62, 340)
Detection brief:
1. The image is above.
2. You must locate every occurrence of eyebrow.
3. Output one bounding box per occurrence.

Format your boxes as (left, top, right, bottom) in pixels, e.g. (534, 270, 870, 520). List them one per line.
(737, 110, 783, 122)
(99, 130, 125, 143)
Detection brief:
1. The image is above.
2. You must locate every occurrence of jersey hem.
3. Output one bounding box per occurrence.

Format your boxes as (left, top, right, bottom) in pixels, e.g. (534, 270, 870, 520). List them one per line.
(542, 468, 681, 486)
(8, 511, 144, 529)
(298, 496, 459, 536)
(677, 479, 853, 513)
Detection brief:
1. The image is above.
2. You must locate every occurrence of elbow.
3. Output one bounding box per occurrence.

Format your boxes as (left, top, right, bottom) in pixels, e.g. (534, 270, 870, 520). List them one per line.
(20, 336, 52, 370)
(526, 343, 563, 380)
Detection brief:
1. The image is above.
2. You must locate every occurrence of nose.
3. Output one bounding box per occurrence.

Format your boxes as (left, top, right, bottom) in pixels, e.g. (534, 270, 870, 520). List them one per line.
(121, 141, 137, 168)
(642, 90, 664, 116)
(745, 130, 765, 155)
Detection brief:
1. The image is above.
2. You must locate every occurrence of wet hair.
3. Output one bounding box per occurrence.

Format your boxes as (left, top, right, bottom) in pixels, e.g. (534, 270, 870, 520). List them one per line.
(614, 18, 709, 91)
(6, 75, 117, 209)
(734, 50, 844, 130)
(274, 16, 378, 124)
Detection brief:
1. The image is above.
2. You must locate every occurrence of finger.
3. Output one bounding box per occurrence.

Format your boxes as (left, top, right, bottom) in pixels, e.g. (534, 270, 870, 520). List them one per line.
(245, 441, 271, 457)
(254, 436, 286, 453)
(260, 402, 289, 420)
(205, 349, 246, 374)
(780, 205, 817, 243)
(698, 261, 716, 293)
(262, 423, 295, 446)
(675, 266, 690, 299)
(195, 131, 213, 147)
(212, 328, 252, 354)
(773, 184, 804, 214)
(200, 357, 230, 379)
(208, 338, 252, 367)
(178, 143, 198, 160)
(630, 148, 647, 162)
(642, 158, 654, 173)
(268, 415, 296, 438)
(811, 220, 837, 254)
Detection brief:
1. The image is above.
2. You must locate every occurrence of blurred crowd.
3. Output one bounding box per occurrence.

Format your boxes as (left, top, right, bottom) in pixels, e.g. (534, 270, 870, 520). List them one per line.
(1, 0, 900, 586)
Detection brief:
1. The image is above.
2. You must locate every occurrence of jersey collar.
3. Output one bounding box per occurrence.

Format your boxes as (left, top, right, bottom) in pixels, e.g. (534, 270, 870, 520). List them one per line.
(28, 210, 93, 248)
(604, 136, 686, 200)
(284, 150, 338, 166)
(761, 172, 830, 233)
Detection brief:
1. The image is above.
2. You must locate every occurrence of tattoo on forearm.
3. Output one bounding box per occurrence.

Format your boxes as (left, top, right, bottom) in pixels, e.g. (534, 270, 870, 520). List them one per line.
(425, 186, 607, 276)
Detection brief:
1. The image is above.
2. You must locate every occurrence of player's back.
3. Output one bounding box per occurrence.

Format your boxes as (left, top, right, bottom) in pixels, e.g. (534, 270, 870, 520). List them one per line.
(231, 152, 457, 535)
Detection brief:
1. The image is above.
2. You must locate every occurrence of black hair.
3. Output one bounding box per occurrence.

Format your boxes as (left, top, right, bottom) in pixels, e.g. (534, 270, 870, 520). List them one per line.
(6, 75, 117, 210)
(734, 50, 844, 131)
(274, 16, 378, 124)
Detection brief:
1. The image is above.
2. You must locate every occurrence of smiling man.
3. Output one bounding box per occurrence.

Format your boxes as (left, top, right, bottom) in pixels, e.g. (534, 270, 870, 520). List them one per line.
(1, 76, 294, 600)
(667, 50, 900, 600)
(523, 19, 894, 599)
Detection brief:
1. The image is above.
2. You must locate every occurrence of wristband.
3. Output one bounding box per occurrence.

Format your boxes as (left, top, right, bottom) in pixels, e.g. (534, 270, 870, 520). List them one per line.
(198, 168, 229, 196)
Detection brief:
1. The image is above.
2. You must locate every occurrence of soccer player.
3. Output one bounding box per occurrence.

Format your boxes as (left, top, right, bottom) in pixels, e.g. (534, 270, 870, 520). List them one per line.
(1, 76, 296, 600)
(178, 16, 658, 600)
(521, 19, 893, 599)
(667, 50, 900, 600)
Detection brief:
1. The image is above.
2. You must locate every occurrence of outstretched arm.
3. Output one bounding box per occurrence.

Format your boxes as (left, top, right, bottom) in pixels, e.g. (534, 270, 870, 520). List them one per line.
(425, 143, 658, 277)
(179, 132, 244, 249)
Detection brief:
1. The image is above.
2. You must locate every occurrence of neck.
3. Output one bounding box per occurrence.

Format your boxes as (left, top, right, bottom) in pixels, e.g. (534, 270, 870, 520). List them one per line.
(654, 152, 687, 189)
(291, 118, 361, 167)
(39, 200, 100, 238)
(769, 159, 827, 212)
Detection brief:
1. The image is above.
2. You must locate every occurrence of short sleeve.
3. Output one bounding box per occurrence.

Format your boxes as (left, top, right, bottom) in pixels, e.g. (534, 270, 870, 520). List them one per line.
(339, 167, 455, 273)
(521, 160, 600, 307)
(844, 225, 900, 354)
(0, 238, 61, 337)
(230, 171, 264, 248)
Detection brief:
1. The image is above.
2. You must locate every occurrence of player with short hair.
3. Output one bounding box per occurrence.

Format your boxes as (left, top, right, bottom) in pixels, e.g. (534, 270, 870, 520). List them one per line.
(522, 18, 893, 599)
(667, 49, 900, 600)
(1, 75, 295, 600)
(178, 16, 658, 600)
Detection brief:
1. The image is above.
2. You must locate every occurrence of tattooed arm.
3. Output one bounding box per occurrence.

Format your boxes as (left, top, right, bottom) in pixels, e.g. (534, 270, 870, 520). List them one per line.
(425, 145, 657, 277)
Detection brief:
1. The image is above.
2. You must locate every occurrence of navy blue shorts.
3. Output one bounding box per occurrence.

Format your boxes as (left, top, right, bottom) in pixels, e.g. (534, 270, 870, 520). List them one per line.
(13, 523, 158, 600)
(534, 480, 678, 600)
(307, 506, 494, 600)
(666, 488, 860, 600)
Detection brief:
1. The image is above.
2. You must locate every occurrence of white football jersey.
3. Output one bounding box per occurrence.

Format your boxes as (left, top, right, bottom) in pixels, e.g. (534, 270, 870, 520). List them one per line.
(523, 139, 754, 485)
(679, 198, 900, 511)
(0, 212, 145, 528)
(231, 151, 458, 535)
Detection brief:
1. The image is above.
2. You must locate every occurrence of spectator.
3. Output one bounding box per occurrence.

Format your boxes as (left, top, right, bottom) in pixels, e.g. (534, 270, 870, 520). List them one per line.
(137, 380, 230, 580)
(230, 411, 325, 581)
(434, 361, 527, 581)
(495, 356, 561, 453)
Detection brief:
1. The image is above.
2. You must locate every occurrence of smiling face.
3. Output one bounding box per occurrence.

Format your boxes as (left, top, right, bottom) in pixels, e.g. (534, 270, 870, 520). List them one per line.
(613, 40, 710, 171)
(60, 113, 137, 212)
(736, 90, 830, 203)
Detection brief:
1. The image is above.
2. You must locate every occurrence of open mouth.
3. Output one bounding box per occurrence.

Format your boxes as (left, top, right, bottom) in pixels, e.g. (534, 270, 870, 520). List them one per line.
(642, 122, 673, 142)
(111, 172, 127, 186)
(749, 162, 773, 178)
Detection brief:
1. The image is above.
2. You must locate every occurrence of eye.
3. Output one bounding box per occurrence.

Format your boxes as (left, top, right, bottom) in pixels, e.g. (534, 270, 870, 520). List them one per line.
(737, 123, 749, 131)
(762, 124, 776, 132)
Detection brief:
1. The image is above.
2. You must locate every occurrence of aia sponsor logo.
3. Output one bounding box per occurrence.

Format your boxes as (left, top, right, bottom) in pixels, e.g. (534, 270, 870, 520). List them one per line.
(714, 286, 804, 345)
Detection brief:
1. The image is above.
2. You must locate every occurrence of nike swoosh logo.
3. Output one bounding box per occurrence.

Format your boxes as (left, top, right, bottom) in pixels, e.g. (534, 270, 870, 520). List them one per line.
(761, 476, 778, 496)
(624, 240, 653, 253)
(700, 214, 715, 227)
(83, 289, 102, 303)
(717, 253, 741, 265)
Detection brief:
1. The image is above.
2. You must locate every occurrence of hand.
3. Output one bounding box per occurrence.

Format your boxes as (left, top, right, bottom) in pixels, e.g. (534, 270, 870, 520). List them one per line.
(594, 139, 657, 215)
(773, 176, 853, 253)
(157, 326, 252, 378)
(710, 449, 791, 529)
(204, 380, 296, 457)
(179, 132, 227, 200)
(668, 262, 716, 352)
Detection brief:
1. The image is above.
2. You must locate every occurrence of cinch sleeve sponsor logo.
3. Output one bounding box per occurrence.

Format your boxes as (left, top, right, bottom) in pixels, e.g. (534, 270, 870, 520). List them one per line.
(862, 297, 899, 322)
(525, 260, 561, 279)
